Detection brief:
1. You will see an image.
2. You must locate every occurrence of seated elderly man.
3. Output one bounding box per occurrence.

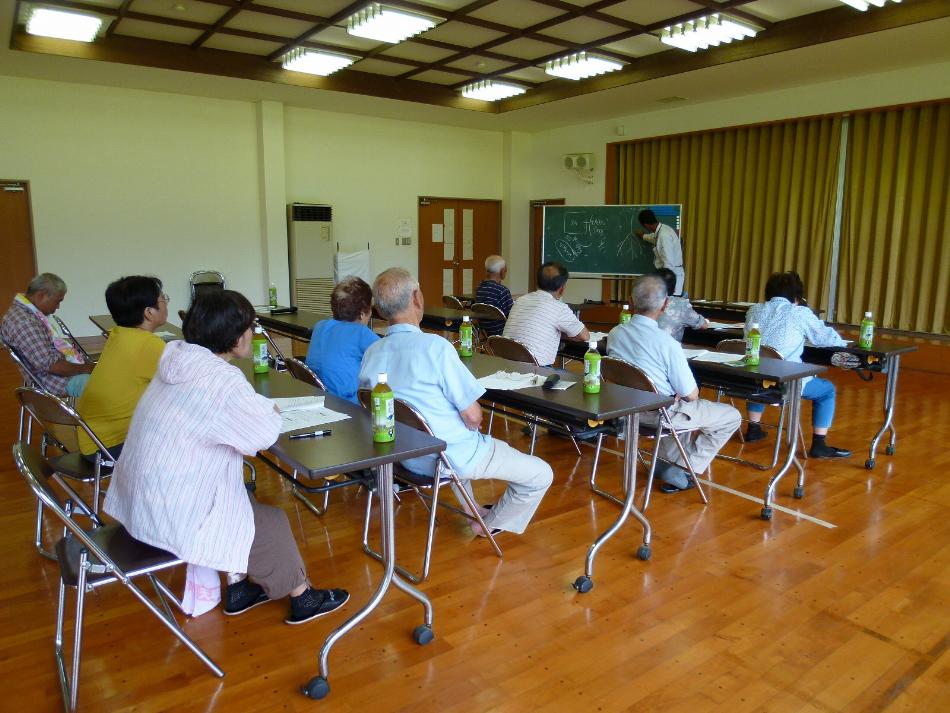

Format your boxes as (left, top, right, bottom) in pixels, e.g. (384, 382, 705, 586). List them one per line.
(474, 255, 513, 337)
(359, 268, 553, 537)
(1, 272, 94, 396)
(607, 275, 741, 493)
(503, 262, 589, 367)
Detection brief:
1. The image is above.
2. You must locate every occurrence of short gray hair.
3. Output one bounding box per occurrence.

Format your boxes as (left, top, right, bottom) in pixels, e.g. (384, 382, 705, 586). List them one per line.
(485, 255, 506, 275)
(632, 275, 667, 314)
(372, 267, 418, 320)
(26, 273, 67, 297)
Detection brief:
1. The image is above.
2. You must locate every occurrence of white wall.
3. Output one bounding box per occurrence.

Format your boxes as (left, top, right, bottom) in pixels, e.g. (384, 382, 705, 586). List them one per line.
(0, 75, 264, 333)
(283, 107, 504, 280)
(522, 59, 950, 303)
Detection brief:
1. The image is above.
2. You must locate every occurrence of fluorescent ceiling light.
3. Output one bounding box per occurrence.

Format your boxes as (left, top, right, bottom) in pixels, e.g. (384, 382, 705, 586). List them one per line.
(346, 4, 443, 44)
(26, 8, 102, 42)
(460, 80, 526, 102)
(281, 48, 357, 76)
(660, 14, 760, 53)
(838, 0, 901, 10)
(545, 51, 624, 81)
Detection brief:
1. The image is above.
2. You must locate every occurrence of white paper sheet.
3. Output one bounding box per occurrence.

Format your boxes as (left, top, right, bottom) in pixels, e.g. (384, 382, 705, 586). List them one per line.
(431, 224, 443, 243)
(462, 268, 473, 294)
(277, 396, 351, 433)
(589, 331, 608, 342)
(477, 371, 542, 391)
(706, 321, 743, 330)
(690, 352, 746, 364)
(731, 301, 755, 307)
(443, 269, 454, 295)
(682, 348, 708, 359)
(398, 218, 412, 238)
(548, 380, 576, 390)
(462, 209, 474, 260)
(274, 396, 325, 410)
(155, 330, 178, 339)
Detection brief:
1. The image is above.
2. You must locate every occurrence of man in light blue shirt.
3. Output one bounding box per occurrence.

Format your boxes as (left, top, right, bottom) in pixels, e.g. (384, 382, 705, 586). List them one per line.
(743, 271, 850, 458)
(359, 268, 552, 536)
(607, 275, 740, 492)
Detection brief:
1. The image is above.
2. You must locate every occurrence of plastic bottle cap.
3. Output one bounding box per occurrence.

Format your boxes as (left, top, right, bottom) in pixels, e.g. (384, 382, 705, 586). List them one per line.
(751, 322, 759, 329)
(377, 373, 388, 384)
(864, 311, 872, 318)
(623, 304, 629, 310)
(462, 315, 470, 322)
(254, 325, 263, 334)
(589, 341, 597, 349)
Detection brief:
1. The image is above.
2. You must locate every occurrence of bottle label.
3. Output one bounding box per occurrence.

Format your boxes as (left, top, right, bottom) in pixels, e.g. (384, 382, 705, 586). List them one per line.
(859, 322, 874, 348)
(372, 395, 395, 442)
(268, 286, 278, 308)
(459, 325, 473, 355)
(620, 313, 631, 325)
(253, 341, 268, 370)
(584, 354, 601, 392)
(746, 334, 761, 364)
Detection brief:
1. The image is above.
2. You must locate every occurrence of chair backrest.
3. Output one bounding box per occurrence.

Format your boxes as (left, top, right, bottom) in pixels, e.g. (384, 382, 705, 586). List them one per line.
(486, 335, 538, 365)
(601, 357, 659, 394)
(16, 387, 115, 459)
(356, 387, 371, 411)
(716, 338, 781, 360)
(470, 302, 506, 321)
(255, 321, 285, 362)
(1, 338, 47, 390)
(190, 270, 225, 301)
(52, 316, 93, 362)
(177, 309, 188, 322)
(284, 357, 326, 390)
(442, 295, 463, 309)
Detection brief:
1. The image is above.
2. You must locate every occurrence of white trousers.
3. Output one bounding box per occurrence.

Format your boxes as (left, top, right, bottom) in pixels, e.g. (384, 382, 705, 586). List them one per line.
(456, 438, 553, 534)
(644, 398, 740, 473)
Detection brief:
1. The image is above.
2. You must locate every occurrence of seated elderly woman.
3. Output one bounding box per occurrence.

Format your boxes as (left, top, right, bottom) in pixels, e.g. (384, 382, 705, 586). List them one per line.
(655, 267, 708, 342)
(104, 290, 348, 624)
(305, 276, 379, 403)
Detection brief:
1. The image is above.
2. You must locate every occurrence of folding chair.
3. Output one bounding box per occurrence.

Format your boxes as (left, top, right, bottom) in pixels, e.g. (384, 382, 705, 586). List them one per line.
(714, 339, 807, 470)
(52, 316, 95, 363)
(470, 302, 506, 348)
(280, 358, 337, 515)
(16, 387, 117, 560)
(442, 295, 464, 309)
(177, 309, 188, 322)
(12, 442, 224, 712)
(357, 390, 501, 583)
(2, 336, 49, 441)
(189, 270, 225, 301)
(591, 357, 709, 511)
(484, 336, 587, 456)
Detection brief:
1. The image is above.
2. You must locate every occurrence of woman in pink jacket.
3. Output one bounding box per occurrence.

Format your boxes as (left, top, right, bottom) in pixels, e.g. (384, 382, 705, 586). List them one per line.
(105, 290, 348, 624)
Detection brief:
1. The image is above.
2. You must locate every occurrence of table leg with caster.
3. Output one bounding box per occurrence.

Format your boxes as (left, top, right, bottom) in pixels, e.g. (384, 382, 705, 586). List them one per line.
(762, 379, 804, 520)
(866, 354, 900, 470)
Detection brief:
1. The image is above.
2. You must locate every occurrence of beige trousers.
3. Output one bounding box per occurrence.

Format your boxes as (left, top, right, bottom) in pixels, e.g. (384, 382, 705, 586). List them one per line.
(645, 398, 741, 474)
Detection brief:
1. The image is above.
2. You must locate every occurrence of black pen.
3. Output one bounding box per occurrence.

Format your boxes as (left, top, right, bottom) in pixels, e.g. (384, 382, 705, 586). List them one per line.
(289, 429, 332, 440)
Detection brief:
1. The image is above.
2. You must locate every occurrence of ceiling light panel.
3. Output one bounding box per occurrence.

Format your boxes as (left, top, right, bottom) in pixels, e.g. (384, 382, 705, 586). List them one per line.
(26, 8, 103, 42)
(281, 48, 357, 75)
(545, 51, 624, 80)
(660, 14, 761, 53)
(346, 4, 444, 44)
(461, 80, 526, 101)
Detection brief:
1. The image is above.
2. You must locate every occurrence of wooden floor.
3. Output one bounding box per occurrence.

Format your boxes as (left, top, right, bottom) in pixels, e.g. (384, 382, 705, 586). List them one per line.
(1, 355, 949, 713)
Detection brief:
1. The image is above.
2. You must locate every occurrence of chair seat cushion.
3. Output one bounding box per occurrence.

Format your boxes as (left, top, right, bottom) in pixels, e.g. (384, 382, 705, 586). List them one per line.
(56, 525, 180, 588)
(49, 452, 113, 482)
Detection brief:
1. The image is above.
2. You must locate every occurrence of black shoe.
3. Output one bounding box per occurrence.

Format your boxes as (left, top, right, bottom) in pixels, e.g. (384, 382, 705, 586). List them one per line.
(809, 442, 852, 458)
(223, 579, 270, 616)
(285, 588, 350, 625)
(659, 476, 696, 494)
(745, 423, 767, 442)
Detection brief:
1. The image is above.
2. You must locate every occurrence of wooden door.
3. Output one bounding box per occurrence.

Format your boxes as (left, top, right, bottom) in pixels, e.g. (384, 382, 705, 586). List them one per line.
(529, 198, 564, 292)
(0, 181, 37, 309)
(418, 197, 500, 306)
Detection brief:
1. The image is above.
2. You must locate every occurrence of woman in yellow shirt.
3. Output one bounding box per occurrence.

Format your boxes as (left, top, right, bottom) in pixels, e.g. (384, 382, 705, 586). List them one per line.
(77, 276, 169, 458)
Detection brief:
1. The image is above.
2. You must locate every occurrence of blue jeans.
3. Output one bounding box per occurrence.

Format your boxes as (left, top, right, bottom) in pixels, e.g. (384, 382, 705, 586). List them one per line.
(747, 377, 836, 429)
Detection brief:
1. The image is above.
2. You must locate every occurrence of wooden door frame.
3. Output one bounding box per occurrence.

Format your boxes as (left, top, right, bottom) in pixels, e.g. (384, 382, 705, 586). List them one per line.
(1, 179, 38, 273)
(529, 198, 565, 292)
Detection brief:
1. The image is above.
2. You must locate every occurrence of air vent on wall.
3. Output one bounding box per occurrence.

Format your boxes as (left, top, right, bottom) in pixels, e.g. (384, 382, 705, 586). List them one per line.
(291, 203, 333, 222)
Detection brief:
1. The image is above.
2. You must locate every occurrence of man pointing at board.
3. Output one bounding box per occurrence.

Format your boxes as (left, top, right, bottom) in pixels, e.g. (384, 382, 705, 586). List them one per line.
(636, 209, 685, 295)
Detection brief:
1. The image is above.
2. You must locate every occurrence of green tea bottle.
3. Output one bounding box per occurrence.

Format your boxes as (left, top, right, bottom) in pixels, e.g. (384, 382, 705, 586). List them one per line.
(459, 316, 474, 357)
(859, 312, 874, 350)
(745, 322, 761, 366)
(619, 303, 631, 325)
(372, 373, 395, 443)
(252, 326, 269, 374)
(583, 341, 601, 394)
(268, 283, 278, 308)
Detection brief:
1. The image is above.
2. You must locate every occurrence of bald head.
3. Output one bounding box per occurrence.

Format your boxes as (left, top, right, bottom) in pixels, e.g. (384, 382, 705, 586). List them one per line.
(537, 261, 569, 294)
(373, 267, 421, 322)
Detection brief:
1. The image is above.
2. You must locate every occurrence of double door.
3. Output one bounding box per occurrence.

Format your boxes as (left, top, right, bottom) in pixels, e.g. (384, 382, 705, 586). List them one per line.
(417, 198, 499, 306)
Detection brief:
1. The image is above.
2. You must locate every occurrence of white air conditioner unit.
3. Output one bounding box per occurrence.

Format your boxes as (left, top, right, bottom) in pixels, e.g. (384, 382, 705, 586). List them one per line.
(563, 153, 594, 170)
(287, 203, 334, 312)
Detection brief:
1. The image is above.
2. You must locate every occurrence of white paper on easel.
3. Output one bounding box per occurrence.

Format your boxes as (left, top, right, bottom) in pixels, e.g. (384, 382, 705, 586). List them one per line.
(431, 224, 443, 243)
(462, 268, 473, 294)
(462, 209, 474, 260)
(443, 269, 454, 295)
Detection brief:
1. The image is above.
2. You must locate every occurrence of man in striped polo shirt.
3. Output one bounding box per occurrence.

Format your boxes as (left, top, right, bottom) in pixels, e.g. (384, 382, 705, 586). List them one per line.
(475, 255, 513, 336)
(503, 262, 590, 367)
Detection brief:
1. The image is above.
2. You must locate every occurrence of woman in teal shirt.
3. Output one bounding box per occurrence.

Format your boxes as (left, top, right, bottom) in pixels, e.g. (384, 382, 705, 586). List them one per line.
(305, 276, 379, 403)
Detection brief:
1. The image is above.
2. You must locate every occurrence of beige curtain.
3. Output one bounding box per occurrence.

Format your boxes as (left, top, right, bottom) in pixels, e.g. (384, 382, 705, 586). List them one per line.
(617, 116, 842, 308)
(836, 103, 950, 334)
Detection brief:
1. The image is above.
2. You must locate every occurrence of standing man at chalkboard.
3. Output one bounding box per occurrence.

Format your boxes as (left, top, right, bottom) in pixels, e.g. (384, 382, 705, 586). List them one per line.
(636, 209, 685, 295)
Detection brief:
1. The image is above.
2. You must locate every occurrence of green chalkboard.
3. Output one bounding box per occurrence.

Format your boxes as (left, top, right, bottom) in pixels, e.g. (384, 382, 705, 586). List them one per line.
(541, 204, 682, 277)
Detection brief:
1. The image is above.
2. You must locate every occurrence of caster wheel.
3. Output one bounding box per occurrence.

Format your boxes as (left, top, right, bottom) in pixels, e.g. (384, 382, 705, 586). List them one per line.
(302, 676, 330, 700)
(573, 576, 593, 593)
(636, 545, 652, 561)
(885, 446, 895, 456)
(865, 458, 875, 470)
(760, 507, 773, 521)
(412, 625, 434, 645)
(793, 486, 804, 499)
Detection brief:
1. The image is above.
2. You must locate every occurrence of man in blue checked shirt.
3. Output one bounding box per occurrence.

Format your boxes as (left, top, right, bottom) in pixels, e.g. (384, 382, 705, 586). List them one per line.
(359, 268, 552, 538)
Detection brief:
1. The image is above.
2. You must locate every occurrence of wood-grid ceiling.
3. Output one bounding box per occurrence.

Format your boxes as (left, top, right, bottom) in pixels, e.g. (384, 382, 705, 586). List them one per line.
(9, 0, 950, 112)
